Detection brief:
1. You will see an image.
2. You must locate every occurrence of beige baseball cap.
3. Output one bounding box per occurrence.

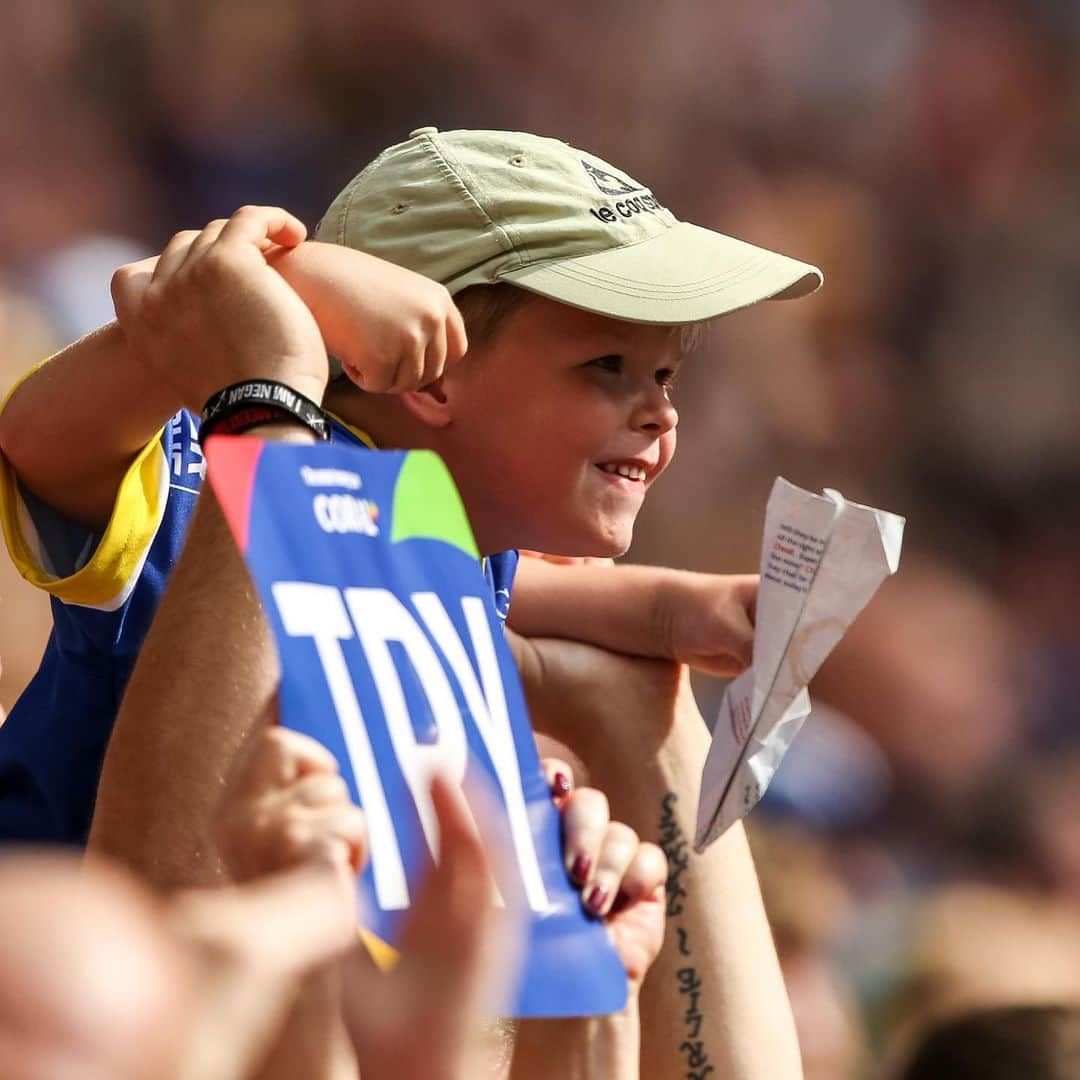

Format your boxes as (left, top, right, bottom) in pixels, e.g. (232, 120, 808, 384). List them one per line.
(315, 126, 822, 324)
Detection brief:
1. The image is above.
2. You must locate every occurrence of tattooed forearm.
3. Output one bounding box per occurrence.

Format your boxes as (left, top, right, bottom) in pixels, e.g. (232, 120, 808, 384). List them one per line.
(659, 792, 715, 1080)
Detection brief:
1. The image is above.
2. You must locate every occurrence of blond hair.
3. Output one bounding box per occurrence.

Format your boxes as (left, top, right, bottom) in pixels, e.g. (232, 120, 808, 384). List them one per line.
(454, 282, 707, 354)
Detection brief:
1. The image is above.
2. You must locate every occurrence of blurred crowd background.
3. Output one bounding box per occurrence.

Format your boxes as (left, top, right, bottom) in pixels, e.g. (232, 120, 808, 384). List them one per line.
(2, 1, 1079, 1075)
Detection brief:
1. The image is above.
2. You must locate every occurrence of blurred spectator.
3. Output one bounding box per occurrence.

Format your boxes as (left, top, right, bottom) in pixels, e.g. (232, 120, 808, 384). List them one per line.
(0, 281, 56, 715)
(896, 1004, 1080, 1080)
(750, 821, 869, 1080)
(967, 750, 1080, 900)
(882, 884, 1080, 1066)
(809, 556, 1028, 864)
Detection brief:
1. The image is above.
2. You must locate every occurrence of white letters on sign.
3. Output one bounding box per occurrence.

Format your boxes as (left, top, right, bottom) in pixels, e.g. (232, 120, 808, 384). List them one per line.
(272, 582, 410, 910)
(271, 581, 552, 914)
(345, 588, 467, 871)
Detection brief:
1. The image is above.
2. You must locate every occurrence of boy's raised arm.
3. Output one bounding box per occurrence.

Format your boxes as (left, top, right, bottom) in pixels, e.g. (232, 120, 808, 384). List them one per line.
(0, 318, 183, 530)
(0, 209, 464, 533)
(0, 207, 318, 531)
(512, 634, 804, 1079)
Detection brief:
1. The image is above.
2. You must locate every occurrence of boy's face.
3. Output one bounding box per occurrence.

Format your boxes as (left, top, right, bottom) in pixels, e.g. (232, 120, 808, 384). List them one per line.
(438, 296, 681, 558)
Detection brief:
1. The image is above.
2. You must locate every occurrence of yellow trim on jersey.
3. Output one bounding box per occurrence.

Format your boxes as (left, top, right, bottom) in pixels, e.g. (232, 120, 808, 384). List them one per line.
(325, 409, 377, 449)
(0, 426, 169, 610)
(359, 926, 401, 972)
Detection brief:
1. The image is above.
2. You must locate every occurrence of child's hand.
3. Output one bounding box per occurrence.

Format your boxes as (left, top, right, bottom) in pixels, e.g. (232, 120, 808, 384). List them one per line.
(111, 206, 329, 409)
(214, 726, 367, 887)
(544, 758, 667, 989)
(659, 571, 758, 677)
(271, 242, 468, 393)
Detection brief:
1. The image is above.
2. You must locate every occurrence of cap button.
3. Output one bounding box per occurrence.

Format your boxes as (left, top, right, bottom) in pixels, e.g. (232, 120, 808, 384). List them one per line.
(409, 126, 439, 138)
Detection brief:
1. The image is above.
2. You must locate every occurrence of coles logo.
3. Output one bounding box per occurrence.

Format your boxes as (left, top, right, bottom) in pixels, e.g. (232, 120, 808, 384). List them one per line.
(312, 493, 380, 536)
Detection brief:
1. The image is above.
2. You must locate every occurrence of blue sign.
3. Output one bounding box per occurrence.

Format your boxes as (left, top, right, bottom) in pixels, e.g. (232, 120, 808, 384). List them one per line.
(205, 436, 627, 1017)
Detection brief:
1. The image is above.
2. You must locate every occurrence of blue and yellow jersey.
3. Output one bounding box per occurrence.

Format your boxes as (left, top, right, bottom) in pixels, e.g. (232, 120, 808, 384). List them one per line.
(0, 405, 518, 844)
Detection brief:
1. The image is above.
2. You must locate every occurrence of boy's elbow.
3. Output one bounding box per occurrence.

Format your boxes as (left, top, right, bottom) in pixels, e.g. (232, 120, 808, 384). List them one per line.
(0, 393, 29, 468)
(0, 382, 64, 508)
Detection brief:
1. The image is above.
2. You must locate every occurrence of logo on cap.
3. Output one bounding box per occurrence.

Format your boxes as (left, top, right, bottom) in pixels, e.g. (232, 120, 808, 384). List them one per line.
(581, 160, 643, 197)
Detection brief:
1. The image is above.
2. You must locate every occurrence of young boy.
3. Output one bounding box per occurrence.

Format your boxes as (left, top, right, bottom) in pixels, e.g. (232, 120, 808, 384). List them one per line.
(0, 127, 821, 844)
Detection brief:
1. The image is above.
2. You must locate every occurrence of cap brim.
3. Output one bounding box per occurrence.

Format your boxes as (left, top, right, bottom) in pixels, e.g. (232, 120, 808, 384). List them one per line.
(496, 220, 822, 324)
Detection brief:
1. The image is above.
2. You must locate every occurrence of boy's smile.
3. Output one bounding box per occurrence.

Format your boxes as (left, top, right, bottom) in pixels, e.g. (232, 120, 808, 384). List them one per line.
(436, 296, 682, 558)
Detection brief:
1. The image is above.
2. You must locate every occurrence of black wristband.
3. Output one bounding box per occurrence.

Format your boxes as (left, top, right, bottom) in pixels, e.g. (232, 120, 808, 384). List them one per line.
(201, 380, 329, 441)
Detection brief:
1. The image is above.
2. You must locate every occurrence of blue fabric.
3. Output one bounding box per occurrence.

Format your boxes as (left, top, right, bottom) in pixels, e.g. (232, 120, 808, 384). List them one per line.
(18, 482, 99, 578)
(0, 411, 517, 844)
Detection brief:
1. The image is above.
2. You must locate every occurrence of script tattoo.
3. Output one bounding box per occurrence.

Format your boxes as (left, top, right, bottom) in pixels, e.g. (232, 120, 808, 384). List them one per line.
(659, 792, 715, 1079)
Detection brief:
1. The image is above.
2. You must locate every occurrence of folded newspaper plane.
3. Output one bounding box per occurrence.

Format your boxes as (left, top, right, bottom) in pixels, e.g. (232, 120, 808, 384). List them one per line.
(694, 478, 905, 852)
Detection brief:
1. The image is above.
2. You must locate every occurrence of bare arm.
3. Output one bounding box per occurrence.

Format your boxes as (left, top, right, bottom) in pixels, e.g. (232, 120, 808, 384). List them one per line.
(0, 320, 180, 529)
(87, 475, 285, 887)
(0, 225, 461, 532)
(512, 634, 803, 1080)
(86, 210, 461, 1075)
(165, 865, 361, 1080)
(508, 557, 757, 678)
(511, 1003, 641, 1080)
(510, 763, 666, 1080)
(87, 428, 367, 1080)
(0, 208, 316, 532)
(84, 208, 330, 884)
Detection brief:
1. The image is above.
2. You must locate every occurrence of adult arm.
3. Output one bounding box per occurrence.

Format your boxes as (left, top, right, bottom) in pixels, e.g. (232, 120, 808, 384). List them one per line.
(166, 866, 361, 1080)
(85, 420, 363, 1080)
(510, 765, 666, 1080)
(86, 206, 330, 883)
(511, 632, 804, 1080)
(87, 470, 287, 887)
(510, 1003, 641, 1080)
(85, 209, 454, 1076)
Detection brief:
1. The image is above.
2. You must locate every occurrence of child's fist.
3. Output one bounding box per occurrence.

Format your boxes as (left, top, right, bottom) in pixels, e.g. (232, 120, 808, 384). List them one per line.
(661, 572, 758, 677)
(270, 243, 468, 393)
(112, 206, 329, 409)
(214, 726, 367, 885)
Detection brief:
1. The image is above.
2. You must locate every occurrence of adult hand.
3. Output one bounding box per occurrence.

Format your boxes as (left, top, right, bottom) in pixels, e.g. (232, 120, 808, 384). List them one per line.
(110, 205, 329, 409)
(508, 629, 686, 763)
(543, 759, 667, 989)
(340, 773, 516, 1080)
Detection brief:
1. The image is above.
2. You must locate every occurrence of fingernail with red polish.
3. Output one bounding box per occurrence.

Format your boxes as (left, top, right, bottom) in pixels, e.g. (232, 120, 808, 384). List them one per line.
(551, 772, 571, 798)
(585, 885, 609, 915)
(571, 854, 591, 885)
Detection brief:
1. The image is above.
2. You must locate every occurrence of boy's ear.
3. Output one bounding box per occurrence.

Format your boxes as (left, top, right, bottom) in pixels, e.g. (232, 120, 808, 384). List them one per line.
(400, 378, 452, 429)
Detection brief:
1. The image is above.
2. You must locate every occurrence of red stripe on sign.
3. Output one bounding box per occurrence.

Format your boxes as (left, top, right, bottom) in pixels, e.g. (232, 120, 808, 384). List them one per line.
(203, 435, 265, 553)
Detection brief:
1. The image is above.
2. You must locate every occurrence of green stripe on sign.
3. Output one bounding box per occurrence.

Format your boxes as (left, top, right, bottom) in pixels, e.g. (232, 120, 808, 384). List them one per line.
(390, 450, 479, 559)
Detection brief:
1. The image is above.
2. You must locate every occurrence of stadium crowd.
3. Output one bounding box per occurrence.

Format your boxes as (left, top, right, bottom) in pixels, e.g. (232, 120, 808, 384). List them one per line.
(2, 1, 1080, 1076)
